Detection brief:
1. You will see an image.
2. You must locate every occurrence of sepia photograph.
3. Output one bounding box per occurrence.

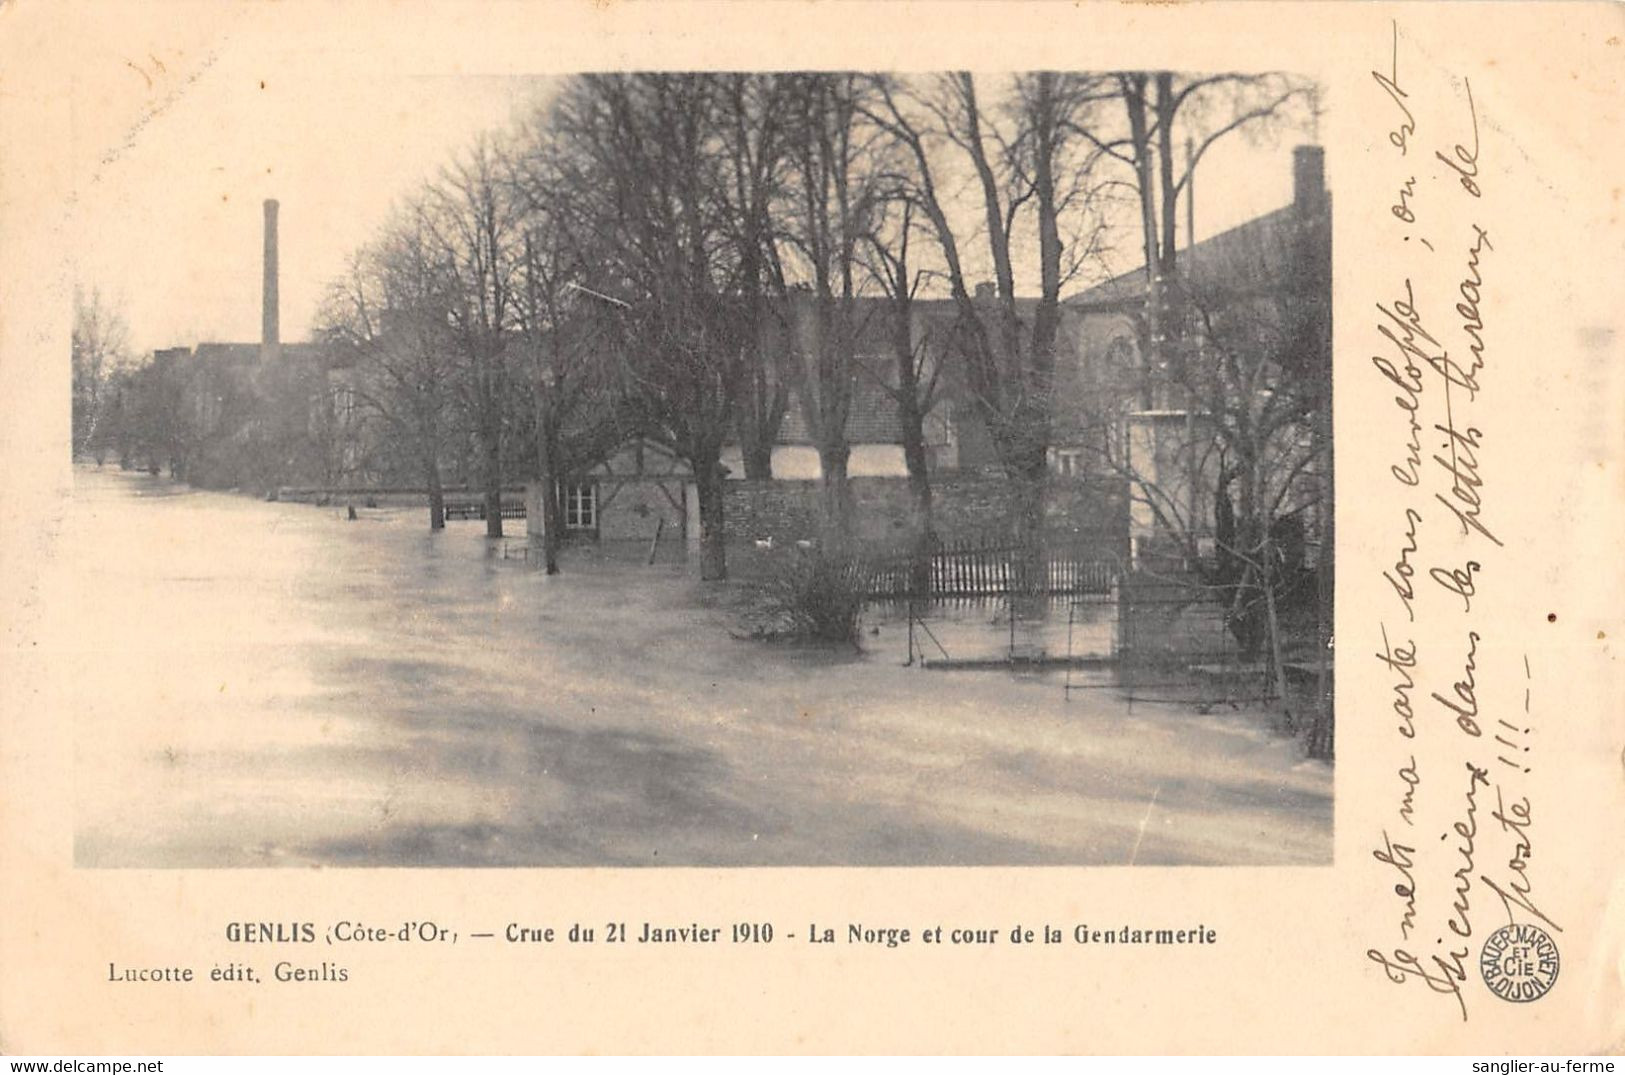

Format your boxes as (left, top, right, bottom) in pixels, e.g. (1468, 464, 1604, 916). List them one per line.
(6, 0, 1623, 1058)
(67, 67, 1334, 869)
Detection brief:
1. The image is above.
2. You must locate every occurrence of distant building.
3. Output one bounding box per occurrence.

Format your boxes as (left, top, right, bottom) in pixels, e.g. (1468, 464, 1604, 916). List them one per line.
(144, 199, 368, 493)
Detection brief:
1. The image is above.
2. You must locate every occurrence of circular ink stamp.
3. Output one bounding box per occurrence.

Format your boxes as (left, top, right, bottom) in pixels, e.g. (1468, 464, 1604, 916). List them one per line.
(1480, 923, 1560, 1003)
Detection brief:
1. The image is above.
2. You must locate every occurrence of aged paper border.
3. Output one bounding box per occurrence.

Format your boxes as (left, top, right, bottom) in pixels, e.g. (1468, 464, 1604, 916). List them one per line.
(2, 0, 1622, 1055)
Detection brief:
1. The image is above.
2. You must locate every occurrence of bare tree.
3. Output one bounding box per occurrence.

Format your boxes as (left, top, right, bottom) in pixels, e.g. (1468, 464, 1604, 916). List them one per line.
(713, 74, 795, 482)
(1103, 72, 1314, 400)
(317, 211, 458, 530)
(861, 194, 954, 589)
(72, 286, 131, 462)
(544, 73, 749, 580)
(114, 347, 195, 478)
(775, 72, 888, 547)
(864, 72, 1114, 569)
(421, 136, 526, 539)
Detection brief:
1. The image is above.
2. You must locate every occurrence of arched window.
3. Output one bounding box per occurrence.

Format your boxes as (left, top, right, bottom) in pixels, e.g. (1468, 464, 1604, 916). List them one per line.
(1105, 334, 1137, 373)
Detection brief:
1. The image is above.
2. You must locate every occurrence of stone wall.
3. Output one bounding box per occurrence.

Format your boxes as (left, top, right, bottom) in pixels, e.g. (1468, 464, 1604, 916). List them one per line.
(724, 473, 1128, 556)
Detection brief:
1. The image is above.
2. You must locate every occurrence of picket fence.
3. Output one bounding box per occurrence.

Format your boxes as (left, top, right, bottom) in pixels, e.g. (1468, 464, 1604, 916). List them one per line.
(849, 539, 1118, 599)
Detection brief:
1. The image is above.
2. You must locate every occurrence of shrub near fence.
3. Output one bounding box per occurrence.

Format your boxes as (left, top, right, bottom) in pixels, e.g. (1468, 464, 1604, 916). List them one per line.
(758, 552, 866, 643)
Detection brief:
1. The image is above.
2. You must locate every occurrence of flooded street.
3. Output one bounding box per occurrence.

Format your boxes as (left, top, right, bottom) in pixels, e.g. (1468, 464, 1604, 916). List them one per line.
(60, 467, 1330, 868)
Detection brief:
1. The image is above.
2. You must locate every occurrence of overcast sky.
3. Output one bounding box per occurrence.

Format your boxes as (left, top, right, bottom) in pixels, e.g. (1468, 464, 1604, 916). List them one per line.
(68, 5, 541, 354)
(67, 6, 1315, 356)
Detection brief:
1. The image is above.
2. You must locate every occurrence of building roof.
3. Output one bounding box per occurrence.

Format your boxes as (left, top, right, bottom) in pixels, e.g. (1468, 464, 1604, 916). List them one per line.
(1064, 203, 1306, 314)
(190, 342, 263, 366)
(180, 341, 326, 366)
(763, 297, 974, 447)
(775, 356, 911, 445)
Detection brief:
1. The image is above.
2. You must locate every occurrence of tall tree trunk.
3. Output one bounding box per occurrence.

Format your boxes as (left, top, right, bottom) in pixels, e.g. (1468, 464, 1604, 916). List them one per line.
(425, 458, 445, 531)
(906, 467, 936, 597)
(737, 295, 786, 481)
(884, 210, 936, 585)
(541, 475, 561, 575)
(1155, 72, 1180, 280)
(1232, 455, 1266, 661)
(694, 458, 728, 581)
(741, 433, 774, 481)
(532, 418, 561, 575)
(897, 391, 934, 541)
(1124, 75, 1160, 411)
(482, 434, 503, 539)
(1012, 453, 1047, 594)
(1261, 535, 1293, 733)
(819, 443, 852, 550)
(1153, 73, 1188, 386)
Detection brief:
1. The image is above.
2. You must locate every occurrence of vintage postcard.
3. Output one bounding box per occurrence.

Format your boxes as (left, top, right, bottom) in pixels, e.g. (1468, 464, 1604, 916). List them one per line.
(0, 0, 1620, 1055)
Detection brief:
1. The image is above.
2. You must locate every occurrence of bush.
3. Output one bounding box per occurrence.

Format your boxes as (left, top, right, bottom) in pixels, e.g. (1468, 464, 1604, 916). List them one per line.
(747, 550, 865, 644)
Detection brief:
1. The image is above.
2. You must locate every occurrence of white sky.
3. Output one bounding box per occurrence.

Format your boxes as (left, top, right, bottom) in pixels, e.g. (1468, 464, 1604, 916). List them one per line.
(68, 5, 542, 354)
(66, 5, 1314, 355)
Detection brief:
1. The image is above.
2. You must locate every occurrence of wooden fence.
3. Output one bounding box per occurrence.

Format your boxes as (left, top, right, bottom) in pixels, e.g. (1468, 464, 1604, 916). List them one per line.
(851, 539, 1119, 599)
(444, 499, 527, 522)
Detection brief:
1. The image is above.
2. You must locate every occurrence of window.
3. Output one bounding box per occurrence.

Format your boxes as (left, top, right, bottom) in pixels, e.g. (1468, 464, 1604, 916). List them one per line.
(564, 483, 597, 530)
(1050, 447, 1085, 478)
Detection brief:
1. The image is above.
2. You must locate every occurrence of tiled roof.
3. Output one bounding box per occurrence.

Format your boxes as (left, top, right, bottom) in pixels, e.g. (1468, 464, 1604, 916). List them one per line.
(776, 354, 911, 445)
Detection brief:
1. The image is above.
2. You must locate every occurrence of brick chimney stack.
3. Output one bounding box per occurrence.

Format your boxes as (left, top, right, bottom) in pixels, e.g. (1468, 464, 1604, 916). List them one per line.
(262, 198, 280, 362)
(1293, 146, 1326, 212)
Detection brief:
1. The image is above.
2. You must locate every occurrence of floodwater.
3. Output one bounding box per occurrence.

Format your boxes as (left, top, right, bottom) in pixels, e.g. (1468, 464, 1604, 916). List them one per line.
(60, 466, 1331, 867)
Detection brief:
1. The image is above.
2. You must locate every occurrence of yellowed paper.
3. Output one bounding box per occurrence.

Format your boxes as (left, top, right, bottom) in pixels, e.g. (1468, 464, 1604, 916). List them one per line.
(1, 0, 1622, 1055)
